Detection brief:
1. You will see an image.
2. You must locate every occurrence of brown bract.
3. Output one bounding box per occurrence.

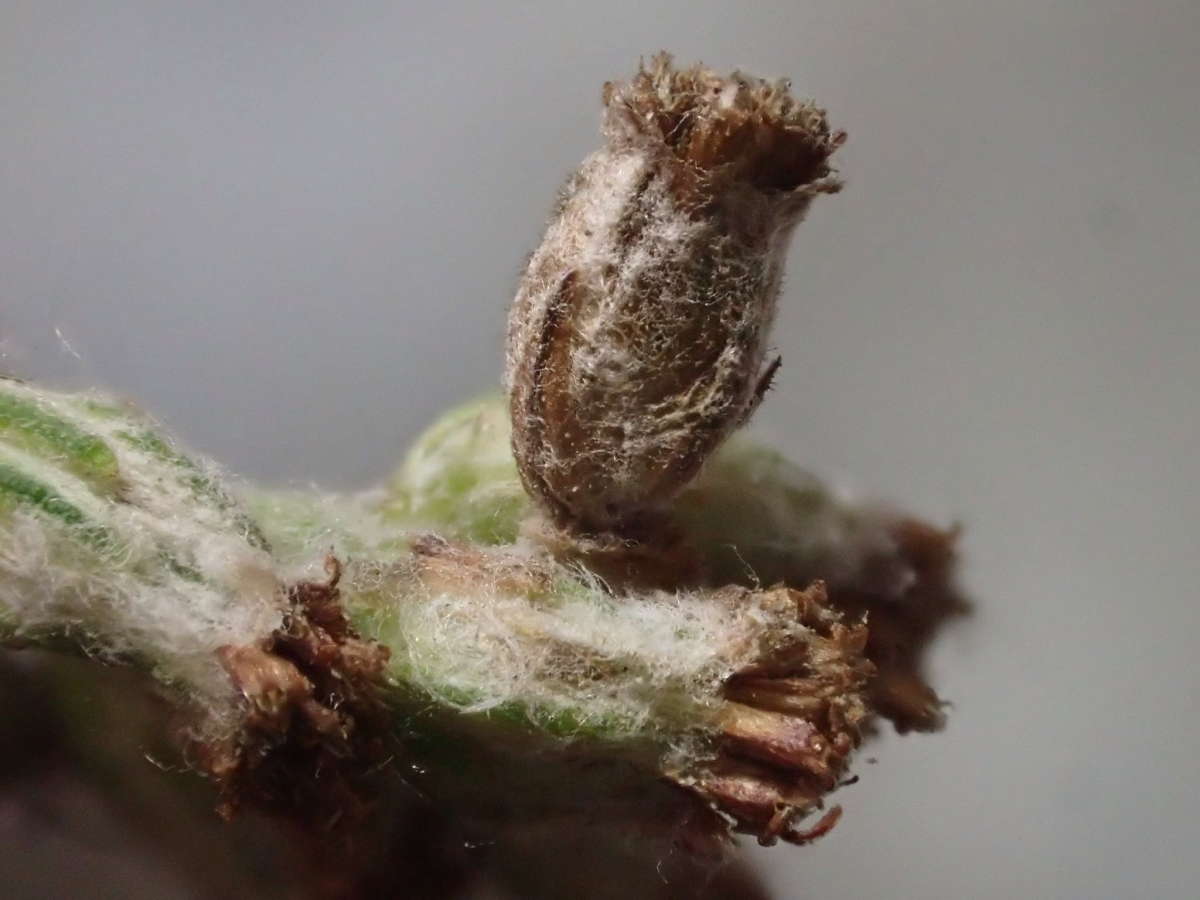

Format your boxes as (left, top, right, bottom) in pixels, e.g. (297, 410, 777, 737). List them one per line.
(673, 581, 872, 846)
(197, 557, 392, 831)
(837, 518, 963, 732)
(506, 53, 844, 540)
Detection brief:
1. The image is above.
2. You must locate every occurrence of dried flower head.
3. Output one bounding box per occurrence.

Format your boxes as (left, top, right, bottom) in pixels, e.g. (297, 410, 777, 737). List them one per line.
(506, 53, 845, 537)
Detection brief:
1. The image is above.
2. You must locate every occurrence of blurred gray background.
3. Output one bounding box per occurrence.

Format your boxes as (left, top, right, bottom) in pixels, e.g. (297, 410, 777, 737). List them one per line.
(2, 1, 1198, 898)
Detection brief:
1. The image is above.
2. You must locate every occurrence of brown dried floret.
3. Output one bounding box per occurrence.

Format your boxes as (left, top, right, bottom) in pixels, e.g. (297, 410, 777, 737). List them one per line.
(672, 581, 872, 846)
(828, 518, 964, 732)
(197, 557, 392, 829)
(603, 52, 845, 193)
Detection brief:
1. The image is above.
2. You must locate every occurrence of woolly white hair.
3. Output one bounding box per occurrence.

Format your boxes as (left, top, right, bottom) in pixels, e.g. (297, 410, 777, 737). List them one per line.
(0, 382, 885, 749)
(0, 381, 282, 726)
(356, 549, 812, 739)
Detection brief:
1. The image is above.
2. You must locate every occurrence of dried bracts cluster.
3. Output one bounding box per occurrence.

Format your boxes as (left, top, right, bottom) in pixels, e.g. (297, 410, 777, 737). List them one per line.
(679, 582, 872, 845)
(506, 53, 845, 538)
(205, 556, 392, 825)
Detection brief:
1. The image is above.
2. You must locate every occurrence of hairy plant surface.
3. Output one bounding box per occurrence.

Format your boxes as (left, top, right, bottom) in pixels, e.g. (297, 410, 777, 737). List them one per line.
(0, 55, 963, 899)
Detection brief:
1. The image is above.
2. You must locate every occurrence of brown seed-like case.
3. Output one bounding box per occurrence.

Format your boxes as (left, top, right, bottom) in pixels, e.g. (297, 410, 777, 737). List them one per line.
(506, 54, 845, 536)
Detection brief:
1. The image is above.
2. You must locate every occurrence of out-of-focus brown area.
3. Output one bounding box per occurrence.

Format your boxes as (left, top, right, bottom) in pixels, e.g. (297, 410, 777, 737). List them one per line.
(829, 519, 966, 734)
